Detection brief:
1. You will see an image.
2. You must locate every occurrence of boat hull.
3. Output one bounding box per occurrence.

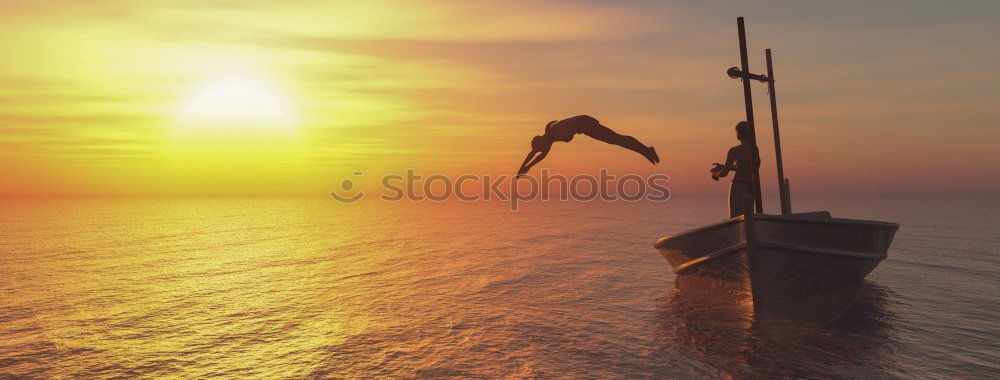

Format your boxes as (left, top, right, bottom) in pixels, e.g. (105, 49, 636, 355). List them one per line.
(654, 212, 898, 324)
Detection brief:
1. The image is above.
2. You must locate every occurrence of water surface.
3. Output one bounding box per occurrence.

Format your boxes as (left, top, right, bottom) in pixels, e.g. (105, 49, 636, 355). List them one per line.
(1, 197, 997, 378)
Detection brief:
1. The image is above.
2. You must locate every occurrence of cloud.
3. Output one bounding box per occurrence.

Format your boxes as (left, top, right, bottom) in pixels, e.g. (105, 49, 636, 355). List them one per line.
(2, 0, 663, 42)
(0, 0, 998, 196)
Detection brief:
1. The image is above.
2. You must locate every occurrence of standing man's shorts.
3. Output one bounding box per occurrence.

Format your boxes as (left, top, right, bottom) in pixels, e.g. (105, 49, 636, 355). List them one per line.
(729, 182, 754, 218)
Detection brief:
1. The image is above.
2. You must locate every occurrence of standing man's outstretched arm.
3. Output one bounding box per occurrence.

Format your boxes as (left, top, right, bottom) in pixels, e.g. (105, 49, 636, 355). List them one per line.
(711, 147, 738, 180)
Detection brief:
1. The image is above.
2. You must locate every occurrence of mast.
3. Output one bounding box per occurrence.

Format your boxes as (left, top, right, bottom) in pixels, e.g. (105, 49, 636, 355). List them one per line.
(765, 49, 791, 214)
(736, 17, 764, 214)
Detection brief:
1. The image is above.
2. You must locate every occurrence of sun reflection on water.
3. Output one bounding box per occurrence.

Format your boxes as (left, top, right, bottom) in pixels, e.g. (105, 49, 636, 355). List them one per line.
(1, 199, 393, 377)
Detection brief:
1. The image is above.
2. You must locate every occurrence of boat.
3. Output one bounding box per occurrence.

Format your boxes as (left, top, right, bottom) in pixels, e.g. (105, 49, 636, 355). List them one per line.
(653, 18, 900, 324)
(655, 212, 898, 324)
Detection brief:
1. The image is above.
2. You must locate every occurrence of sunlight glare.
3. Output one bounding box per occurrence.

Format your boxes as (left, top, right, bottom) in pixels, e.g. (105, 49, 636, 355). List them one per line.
(177, 77, 298, 130)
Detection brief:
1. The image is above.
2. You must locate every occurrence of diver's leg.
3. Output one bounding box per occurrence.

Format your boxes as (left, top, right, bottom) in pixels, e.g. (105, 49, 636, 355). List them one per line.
(583, 123, 659, 163)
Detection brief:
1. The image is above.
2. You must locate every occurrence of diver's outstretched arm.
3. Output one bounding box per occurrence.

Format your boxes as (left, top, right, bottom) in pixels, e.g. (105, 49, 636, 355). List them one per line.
(517, 150, 537, 177)
(517, 149, 548, 177)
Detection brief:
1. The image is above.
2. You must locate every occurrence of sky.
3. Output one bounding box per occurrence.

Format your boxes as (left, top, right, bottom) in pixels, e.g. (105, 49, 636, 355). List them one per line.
(0, 0, 997, 198)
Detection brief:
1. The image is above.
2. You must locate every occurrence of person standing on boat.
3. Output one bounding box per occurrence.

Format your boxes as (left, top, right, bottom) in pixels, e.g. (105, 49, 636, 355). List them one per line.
(516, 115, 660, 177)
(711, 121, 760, 217)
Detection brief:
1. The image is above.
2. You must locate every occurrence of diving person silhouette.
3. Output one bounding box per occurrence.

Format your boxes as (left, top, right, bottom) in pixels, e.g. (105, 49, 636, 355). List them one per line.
(516, 115, 660, 177)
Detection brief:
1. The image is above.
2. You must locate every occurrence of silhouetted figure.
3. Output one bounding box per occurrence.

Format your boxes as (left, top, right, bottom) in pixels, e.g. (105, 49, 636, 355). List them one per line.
(516, 115, 659, 177)
(711, 121, 760, 217)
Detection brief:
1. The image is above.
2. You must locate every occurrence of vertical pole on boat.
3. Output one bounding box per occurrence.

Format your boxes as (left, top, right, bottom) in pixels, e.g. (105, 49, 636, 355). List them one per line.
(783, 178, 792, 214)
(737, 17, 764, 214)
(765, 49, 791, 215)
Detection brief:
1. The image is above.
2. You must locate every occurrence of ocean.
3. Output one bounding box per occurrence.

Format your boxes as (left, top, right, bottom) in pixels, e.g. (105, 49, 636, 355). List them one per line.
(1, 197, 997, 378)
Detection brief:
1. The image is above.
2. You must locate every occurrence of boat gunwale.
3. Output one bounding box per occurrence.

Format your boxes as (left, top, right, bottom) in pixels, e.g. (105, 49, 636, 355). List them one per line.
(755, 213, 899, 230)
(654, 213, 899, 250)
(653, 215, 745, 249)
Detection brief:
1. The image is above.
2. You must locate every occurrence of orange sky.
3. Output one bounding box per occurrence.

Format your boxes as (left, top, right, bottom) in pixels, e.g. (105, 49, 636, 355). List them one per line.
(1, 0, 997, 198)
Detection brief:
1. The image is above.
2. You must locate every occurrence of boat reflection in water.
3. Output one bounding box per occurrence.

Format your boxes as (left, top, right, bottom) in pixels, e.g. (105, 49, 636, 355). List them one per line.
(654, 279, 900, 378)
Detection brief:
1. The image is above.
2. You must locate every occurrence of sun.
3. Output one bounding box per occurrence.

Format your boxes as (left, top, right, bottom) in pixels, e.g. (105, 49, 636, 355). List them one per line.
(176, 77, 298, 130)
(167, 75, 304, 174)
